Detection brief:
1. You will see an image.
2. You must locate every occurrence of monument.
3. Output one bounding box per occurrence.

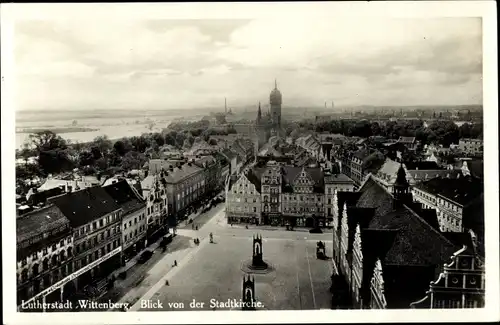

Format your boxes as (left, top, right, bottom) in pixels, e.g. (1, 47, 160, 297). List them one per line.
(241, 233, 273, 274)
(252, 234, 267, 269)
(242, 275, 256, 311)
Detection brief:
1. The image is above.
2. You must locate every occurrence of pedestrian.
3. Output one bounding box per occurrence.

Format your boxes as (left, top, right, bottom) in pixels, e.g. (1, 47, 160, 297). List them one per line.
(165, 280, 170, 286)
(174, 260, 177, 267)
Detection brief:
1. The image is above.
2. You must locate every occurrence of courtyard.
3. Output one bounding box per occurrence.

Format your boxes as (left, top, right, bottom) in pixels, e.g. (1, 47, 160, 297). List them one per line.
(139, 233, 334, 311)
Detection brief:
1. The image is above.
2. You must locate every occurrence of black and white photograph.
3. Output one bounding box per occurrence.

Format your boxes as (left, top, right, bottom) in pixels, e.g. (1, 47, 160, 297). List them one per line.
(2, 1, 498, 324)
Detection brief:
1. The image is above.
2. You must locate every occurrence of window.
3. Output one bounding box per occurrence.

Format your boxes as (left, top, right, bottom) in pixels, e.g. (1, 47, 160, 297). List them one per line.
(52, 244, 57, 251)
(60, 240, 64, 247)
(129, 221, 132, 227)
(92, 222, 97, 230)
(100, 219, 104, 227)
(134, 217, 137, 224)
(32, 252, 38, 260)
(124, 223, 127, 230)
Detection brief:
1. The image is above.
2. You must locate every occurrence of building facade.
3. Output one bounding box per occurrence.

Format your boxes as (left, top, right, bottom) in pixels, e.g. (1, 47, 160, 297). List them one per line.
(458, 138, 483, 156)
(412, 176, 484, 234)
(16, 205, 73, 307)
(226, 172, 261, 224)
(325, 174, 356, 225)
(140, 173, 169, 242)
(104, 180, 148, 262)
(410, 244, 485, 309)
(49, 187, 123, 301)
(226, 163, 326, 228)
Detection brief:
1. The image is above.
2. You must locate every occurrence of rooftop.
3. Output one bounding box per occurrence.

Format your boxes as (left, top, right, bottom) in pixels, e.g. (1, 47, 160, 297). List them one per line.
(324, 173, 354, 184)
(48, 186, 122, 227)
(414, 176, 483, 206)
(103, 180, 146, 215)
(17, 204, 70, 244)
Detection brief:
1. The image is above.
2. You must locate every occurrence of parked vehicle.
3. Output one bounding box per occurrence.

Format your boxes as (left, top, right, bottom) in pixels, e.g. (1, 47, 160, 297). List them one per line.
(309, 227, 323, 234)
(138, 250, 153, 264)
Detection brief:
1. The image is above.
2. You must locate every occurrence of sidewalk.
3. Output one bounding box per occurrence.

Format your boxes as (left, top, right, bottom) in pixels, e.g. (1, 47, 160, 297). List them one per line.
(111, 235, 209, 311)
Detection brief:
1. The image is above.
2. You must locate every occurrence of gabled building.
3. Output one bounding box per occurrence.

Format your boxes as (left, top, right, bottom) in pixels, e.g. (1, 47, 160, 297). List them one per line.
(226, 171, 262, 225)
(410, 241, 485, 309)
(140, 173, 169, 242)
(331, 166, 464, 309)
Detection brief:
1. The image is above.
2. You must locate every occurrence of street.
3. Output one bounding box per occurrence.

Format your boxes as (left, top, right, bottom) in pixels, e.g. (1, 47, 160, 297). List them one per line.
(108, 202, 334, 311)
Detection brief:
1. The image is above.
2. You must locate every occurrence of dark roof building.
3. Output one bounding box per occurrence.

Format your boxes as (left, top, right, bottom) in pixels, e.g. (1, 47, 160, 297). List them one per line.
(338, 174, 462, 308)
(103, 180, 146, 215)
(48, 186, 122, 228)
(16, 204, 71, 258)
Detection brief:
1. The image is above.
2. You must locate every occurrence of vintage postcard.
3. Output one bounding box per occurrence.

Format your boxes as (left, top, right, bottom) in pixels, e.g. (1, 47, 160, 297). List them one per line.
(1, 1, 498, 324)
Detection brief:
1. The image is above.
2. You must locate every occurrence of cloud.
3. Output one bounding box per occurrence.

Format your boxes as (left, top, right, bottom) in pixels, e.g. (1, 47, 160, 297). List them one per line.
(13, 17, 482, 110)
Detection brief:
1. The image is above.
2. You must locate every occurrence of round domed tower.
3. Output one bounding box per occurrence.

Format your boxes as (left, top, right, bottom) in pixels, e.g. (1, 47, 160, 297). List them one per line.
(269, 79, 282, 127)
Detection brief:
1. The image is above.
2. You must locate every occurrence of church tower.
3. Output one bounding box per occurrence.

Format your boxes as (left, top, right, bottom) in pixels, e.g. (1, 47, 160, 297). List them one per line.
(393, 163, 412, 208)
(269, 79, 282, 128)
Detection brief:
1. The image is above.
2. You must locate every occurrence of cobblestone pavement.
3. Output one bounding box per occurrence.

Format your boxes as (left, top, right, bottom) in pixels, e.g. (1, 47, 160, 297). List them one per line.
(106, 204, 226, 310)
(127, 203, 334, 312)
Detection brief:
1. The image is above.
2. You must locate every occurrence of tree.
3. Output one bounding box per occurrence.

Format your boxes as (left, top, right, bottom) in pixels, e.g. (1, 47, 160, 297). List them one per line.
(90, 146, 103, 160)
(175, 132, 187, 148)
(121, 151, 146, 171)
(152, 132, 165, 147)
(29, 130, 67, 153)
(78, 150, 95, 167)
(164, 131, 177, 146)
(92, 135, 113, 155)
(208, 138, 218, 146)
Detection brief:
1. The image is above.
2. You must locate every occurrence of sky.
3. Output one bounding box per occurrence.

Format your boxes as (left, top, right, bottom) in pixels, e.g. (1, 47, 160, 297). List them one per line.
(13, 16, 483, 111)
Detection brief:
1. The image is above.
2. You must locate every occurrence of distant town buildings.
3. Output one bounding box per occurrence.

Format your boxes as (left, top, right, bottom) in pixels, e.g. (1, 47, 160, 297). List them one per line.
(458, 138, 483, 156)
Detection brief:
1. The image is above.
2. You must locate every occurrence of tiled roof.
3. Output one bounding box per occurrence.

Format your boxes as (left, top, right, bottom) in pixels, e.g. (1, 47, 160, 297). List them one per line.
(408, 169, 462, 182)
(103, 180, 146, 215)
(221, 149, 237, 161)
(398, 136, 416, 144)
(404, 161, 440, 170)
(359, 229, 398, 300)
(324, 173, 354, 184)
(245, 170, 262, 193)
(16, 204, 69, 244)
(352, 148, 371, 161)
(163, 163, 203, 183)
(414, 176, 483, 206)
(193, 155, 216, 168)
(48, 186, 122, 228)
(383, 264, 437, 309)
(377, 159, 401, 179)
(27, 187, 65, 205)
(355, 176, 459, 267)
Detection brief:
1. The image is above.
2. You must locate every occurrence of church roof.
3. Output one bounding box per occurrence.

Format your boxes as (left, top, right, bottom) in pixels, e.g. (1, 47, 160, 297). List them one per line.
(355, 176, 459, 267)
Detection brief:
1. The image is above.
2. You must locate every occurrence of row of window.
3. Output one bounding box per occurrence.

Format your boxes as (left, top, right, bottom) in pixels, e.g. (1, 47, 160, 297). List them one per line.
(123, 213, 146, 229)
(28, 237, 72, 262)
(229, 206, 258, 213)
(282, 195, 322, 202)
(20, 246, 73, 269)
(76, 212, 120, 238)
(124, 226, 145, 242)
(75, 239, 120, 269)
(74, 225, 120, 254)
(282, 206, 324, 213)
